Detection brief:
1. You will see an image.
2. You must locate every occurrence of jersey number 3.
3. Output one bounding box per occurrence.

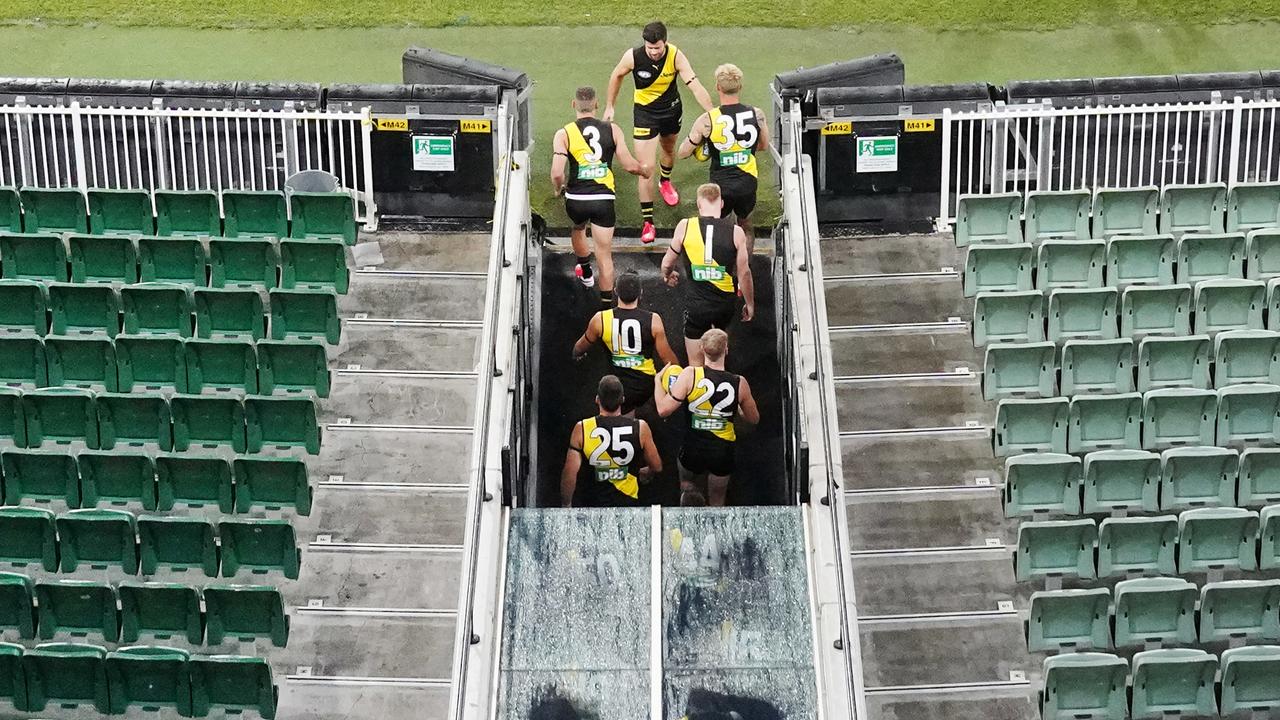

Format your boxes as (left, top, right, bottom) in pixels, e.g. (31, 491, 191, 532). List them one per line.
(713, 111, 759, 151)
(589, 425, 635, 466)
(582, 125, 604, 162)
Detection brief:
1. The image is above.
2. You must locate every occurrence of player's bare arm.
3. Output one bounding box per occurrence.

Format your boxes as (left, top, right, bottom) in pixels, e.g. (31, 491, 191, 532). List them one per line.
(550, 128, 569, 195)
(737, 378, 761, 426)
(639, 421, 663, 475)
(675, 49, 714, 112)
(652, 315, 679, 367)
(735, 225, 755, 321)
(660, 219, 688, 287)
(754, 107, 771, 153)
(572, 312, 603, 361)
(677, 113, 711, 159)
(655, 366, 695, 417)
(612, 124, 652, 178)
(603, 50, 633, 123)
(560, 421, 584, 507)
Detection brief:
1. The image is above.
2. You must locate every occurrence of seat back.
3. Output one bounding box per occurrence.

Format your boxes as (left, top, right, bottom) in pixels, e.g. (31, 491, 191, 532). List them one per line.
(1160, 445, 1238, 509)
(256, 340, 330, 397)
(204, 585, 289, 647)
(1176, 232, 1246, 283)
(0, 233, 68, 281)
(1217, 383, 1280, 445)
(20, 189, 87, 233)
(1105, 234, 1175, 286)
(22, 642, 108, 713)
(973, 291, 1045, 346)
(288, 190, 357, 245)
(1068, 392, 1142, 453)
(68, 234, 137, 283)
(184, 339, 258, 393)
(0, 336, 48, 386)
(1060, 339, 1134, 395)
(1137, 335, 1210, 391)
(209, 238, 280, 289)
(1240, 447, 1280, 506)
(47, 283, 120, 337)
(218, 519, 300, 580)
(137, 516, 219, 576)
(189, 654, 277, 719)
(45, 337, 117, 391)
(244, 396, 320, 454)
(77, 451, 156, 509)
(233, 457, 312, 514)
(1194, 278, 1266, 334)
(994, 398, 1069, 457)
(55, 509, 138, 573)
(155, 455, 234, 512)
(154, 190, 220, 236)
(1027, 588, 1110, 652)
(121, 283, 194, 337)
(223, 190, 288, 238)
(0, 279, 48, 334)
(1130, 648, 1219, 717)
(1215, 329, 1280, 386)
(1097, 515, 1177, 576)
(1015, 519, 1097, 581)
(1047, 288, 1118, 342)
(1121, 284, 1191, 338)
(118, 582, 202, 645)
(115, 335, 188, 393)
(1142, 388, 1217, 450)
(1178, 506, 1260, 572)
(1228, 181, 1280, 231)
(169, 395, 246, 452)
(1159, 182, 1227, 236)
(1246, 228, 1280, 279)
(1093, 187, 1158, 238)
(1041, 652, 1128, 718)
(1083, 449, 1160, 513)
(86, 189, 153, 236)
(105, 645, 192, 715)
(1199, 579, 1280, 642)
(95, 393, 172, 451)
(964, 243, 1034, 297)
(1220, 645, 1280, 713)
(2, 449, 79, 505)
(1025, 189, 1091, 241)
(0, 572, 35, 640)
(1113, 577, 1197, 648)
(194, 288, 266, 340)
(137, 236, 206, 285)
(268, 289, 340, 344)
(280, 239, 350, 293)
(1035, 240, 1106, 290)
(0, 507, 57, 571)
(35, 581, 119, 641)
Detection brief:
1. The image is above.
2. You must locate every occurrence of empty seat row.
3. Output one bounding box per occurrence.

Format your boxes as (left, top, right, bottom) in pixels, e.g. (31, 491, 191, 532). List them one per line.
(0, 232, 349, 292)
(0, 508, 300, 579)
(0, 334, 330, 397)
(0, 185, 356, 245)
(1015, 507, 1275, 580)
(995, 386, 1280, 457)
(1041, 645, 1276, 719)
(0, 279, 341, 344)
(0, 387, 321, 455)
(0, 640, 276, 717)
(0, 451, 311, 514)
(0, 572, 287, 647)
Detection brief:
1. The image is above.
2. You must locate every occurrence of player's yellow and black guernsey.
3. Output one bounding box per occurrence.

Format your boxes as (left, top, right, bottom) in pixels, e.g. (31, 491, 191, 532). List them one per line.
(681, 215, 738, 301)
(632, 43, 682, 137)
(708, 102, 761, 193)
(578, 414, 643, 506)
(599, 306, 658, 404)
(563, 117, 617, 200)
(685, 366, 740, 443)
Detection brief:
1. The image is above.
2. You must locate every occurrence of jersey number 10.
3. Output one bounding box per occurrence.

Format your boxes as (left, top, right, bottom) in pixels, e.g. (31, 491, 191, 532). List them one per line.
(610, 318, 643, 355)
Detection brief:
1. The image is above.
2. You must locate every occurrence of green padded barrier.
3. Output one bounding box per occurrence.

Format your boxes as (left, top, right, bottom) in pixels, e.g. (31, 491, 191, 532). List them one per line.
(1014, 518, 1097, 581)
(118, 582, 203, 645)
(1159, 183, 1227, 236)
(280, 239, 350, 293)
(1040, 652, 1127, 720)
(0, 573, 35, 640)
(45, 337, 118, 391)
(1097, 515, 1178, 577)
(256, 340, 330, 397)
(972, 290, 1044, 346)
(1068, 392, 1142, 453)
(208, 238, 279, 289)
(68, 234, 136, 283)
(116, 335, 188, 393)
(1113, 577, 1197, 648)
(954, 192, 1022, 246)
(1060, 338, 1134, 395)
(1217, 383, 1280, 445)
(1193, 278, 1265, 334)
(184, 339, 259, 393)
(0, 335, 47, 386)
(95, 392, 172, 450)
(218, 518, 300, 580)
(1082, 449, 1160, 513)
(1215, 329, 1280, 386)
(19, 189, 87, 233)
(289, 190, 357, 245)
(1178, 506, 1260, 572)
(1220, 645, 1280, 714)
(77, 451, 157, 510)
(1246, 228, 1280, 280)
(170, 395, 246, 452)
(1199, 579, 1280, 643)
(1142, 388, 1217, 450)
(0, 233, 68, 281)
(1136, 335, 1210, 392)
(1160, 445, 1238, 510)
(1229, 181, 1280, 232)
(1034, 240, 1104, 291)
(0, 279, 48, 334)
(993, 397, 1069, 457)
(964, 243, 1033, 298)
(47, 283, 120, 337)
(86, 189, 153, 236)
(121, 283, 193, 337)
(1130, 648, 1219, 718)
(982, 342, 1055, 400)
(1176, 232, 1246, 284)
(35, 581, 119, 641)
(0, 387, 24, 447)
(194, 288, 265, 340)
(1092, 187, 1158, 238)
(1002, 452, 1081, 517)
(155, 455, 233, 512)
(22, 642, 109, 714)
(2, 449, 79, 505)
(1105, 234, 1175, 287)
(137, 236, 206, 285)
(1121, 284, 1192, 338)
(55, 508, 138, 573)
(105, 646, 193, 716)
(1025, 189, 1091, 242)
(1026, 588, 1110, 652)
(244, 396, 320, 454)
(233, 457, 312, 514)
(189, 654, 277, 719)
(0, 507, 57, 571)
(1048, 288, 1118, 343)
(154, 190, 219, 237)
(138, 516, 219, 576)
(1240, 447, 1280, 507)
(223, 190, 288, 238)
(268, 289, 340, 344)
(204, 585, 289, 647)
(0, 188, 20, 232)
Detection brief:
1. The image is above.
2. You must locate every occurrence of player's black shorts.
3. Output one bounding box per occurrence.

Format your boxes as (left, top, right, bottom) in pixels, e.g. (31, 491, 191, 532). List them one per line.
(634, 104, 682, 139)
(618, 372, 654, 415)
(719, 183, 758, 220)
(679, 438, 735, 477)
(565, 197, 616, 229)
(683, 297, 737, 340)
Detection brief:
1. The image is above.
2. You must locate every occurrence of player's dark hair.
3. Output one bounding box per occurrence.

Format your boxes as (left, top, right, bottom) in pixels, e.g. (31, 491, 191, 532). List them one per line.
(574, 86, 596, 104)
(616, 271, 642, 304)
(642, 21, 667, 43)
(598, 375, 625, 412)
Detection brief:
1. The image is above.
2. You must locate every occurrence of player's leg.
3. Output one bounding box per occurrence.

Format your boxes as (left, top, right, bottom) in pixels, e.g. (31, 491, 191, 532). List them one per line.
(683, 309, 706, 367)
(707, 473, 730, 507)
(677, 456, 708, 506)
(634, 135, 659, 243)
(656, 126, 680, 206)
(566, 200, 595, 288)
(592, 223, 616, 308)
(736, 188, 758, 255)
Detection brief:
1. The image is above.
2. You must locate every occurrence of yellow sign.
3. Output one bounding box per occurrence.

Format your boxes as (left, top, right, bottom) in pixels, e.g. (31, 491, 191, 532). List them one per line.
(374, 118, 409, 132)
(821, 121, 852, 136)
(460, 119, 492, 134)
(904, 119, 936, 133)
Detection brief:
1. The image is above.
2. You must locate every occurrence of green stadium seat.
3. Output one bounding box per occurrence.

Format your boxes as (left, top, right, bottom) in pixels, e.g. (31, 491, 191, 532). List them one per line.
(194, 288, 265, 340)
(154, 190, 219, 237)
(1025, 189, 1091, 242)
(138, 516, 219, 576)
(204, 585, 289, 647)
(955, 193, 1022, 246)
(222, 190, 287, 239)
(1246, 228, 1280, 280)
(0, 233, 68, 281)
(257, 340, 330, 397)
(55, 508, 138, 573)
(68, 234, 136, 283)
(1160, 445, 1238, 510)
(245, 396, 320, 454)
(2, 449, 79, 505)
(1083, 449, 1160, 513)
(1097, 514, 1177, 577)
(0, 572, 35, 639)
(280, 239, 349, 294)
(994, 397, 1068, 457)
(96, 392, 172, 450)
(35, 581, 119, 641)
(1121, 284, 1191, 338)
(1093, 187, 1158, 238)
(0, 387, 25, 447)
(1035, 240, 1104, 290)
(137, 235, 206, 285)
(1215, 329, 1280, 386)
(106, 645, 193, 716)
(1129, 648, 1218, 719)
(1193, 278, 1265, 334)
(1159, 182, 1227, 236)
(121, 283, 194, 337)
(0, 641, 24, 711)
(170, 395, 246, 452)
(1199, 579, 1280, 643)
(1176, 232, 1246, 283)
(1178, 506, 1260, 572)
(1014, 518, 1096, 581)
(22, 642, 109, 713)
(1112, 577, 1197, 648)
(118, 582, 203, 645)
(1105, 234, 1176, 287)
(1220, 645, 1280, 715)
(1003, 453, 1080, 517)
(20, 189, 87, 233)
(1142, 388, 1217, 449)
(1068, 393, 1141, 453)
(218, 518, 300, 580)
(1228, 181, 1280, 232)
(86, 189, 153, 236)
(1040, 652, 1127, 720)
(116, 335, 188, 393)
(1217, 383, 1280, 445)
(208, 238, 279, 289)
(1264, 505, 1280, 570)
(1047, 288, 1118, 342)
(269, 289, 340, 344)
(0, 279, 48, 334)
(45, 337, 117, 390)
(234, 457, 312, 514)
(1136, 335, 1209, 391)
(0, 507, 57, 571)
(189, 654, 277, 719)
(984, 342, 1056, 400)
(0, 336, 47, 386)
(47, 282, 120, 337)
(1026, 588, 1109, 652)
(155, 455, 233, 512)
(972, 291, 1045, 346)
(77, 451, 157, 510)
(184, 339, 258, 393)
(289, 190, 357, 245)
(0, 188, 20, 232)
(1060, 339, 1134, 395)
(1240, 448, 1280, 507)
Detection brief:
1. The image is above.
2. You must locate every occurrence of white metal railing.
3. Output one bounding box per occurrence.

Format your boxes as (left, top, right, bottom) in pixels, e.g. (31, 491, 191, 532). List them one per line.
(0, 101, 377, 228)
(938, 96, 1280, 227)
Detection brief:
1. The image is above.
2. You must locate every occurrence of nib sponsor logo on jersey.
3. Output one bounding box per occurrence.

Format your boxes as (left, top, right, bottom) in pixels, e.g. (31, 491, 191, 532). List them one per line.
(692, 262, 727, 282)
(610, 352, 645, 369)
(718, 150, 752, 167)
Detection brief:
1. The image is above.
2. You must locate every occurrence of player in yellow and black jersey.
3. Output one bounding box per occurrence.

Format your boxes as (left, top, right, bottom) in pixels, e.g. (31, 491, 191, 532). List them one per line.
(561, 375, 663, 508)
(604, 21, 714, 245)
(553, 87, 650, 309)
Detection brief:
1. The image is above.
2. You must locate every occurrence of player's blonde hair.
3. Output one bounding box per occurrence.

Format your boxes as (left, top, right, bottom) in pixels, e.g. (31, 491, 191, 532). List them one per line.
(701, 328, 729, 361)
(715, 64, 743, 95)
(696, 183, 721, 204)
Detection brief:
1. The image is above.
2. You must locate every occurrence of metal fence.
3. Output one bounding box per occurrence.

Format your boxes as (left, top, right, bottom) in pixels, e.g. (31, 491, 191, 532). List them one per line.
(0, 102, 376, 227)
(939, 96, 1280, 226)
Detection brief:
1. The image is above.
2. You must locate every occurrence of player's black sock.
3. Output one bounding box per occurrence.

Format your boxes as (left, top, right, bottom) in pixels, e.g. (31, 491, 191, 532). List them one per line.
(659, 164, 673, 181)
(576, 255, 593, 279)
(641, 202, 654, 223)
(600, 289, 614, 309)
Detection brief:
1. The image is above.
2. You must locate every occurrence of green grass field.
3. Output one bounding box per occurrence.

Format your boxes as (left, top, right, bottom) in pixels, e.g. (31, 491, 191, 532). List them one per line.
(3, 23, 1280, 228)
